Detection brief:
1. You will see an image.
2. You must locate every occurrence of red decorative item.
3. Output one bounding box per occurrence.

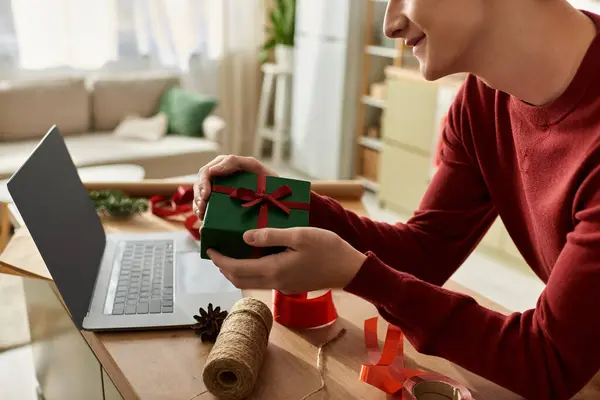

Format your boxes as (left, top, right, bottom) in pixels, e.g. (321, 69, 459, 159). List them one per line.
(149, 186, 200, 240)
(360, 317, 472, 399)
(211, 173, 310, 231)
(272, 290, 338, 330)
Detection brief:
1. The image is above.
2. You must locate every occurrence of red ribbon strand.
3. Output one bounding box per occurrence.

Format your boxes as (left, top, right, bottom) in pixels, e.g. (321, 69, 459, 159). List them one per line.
(360, 317, 472, 399)
(149, 186, 200, 240)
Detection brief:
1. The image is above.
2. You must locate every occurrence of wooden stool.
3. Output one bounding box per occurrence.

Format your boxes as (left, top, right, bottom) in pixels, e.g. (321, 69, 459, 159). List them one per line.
(253, 63, 293, 166)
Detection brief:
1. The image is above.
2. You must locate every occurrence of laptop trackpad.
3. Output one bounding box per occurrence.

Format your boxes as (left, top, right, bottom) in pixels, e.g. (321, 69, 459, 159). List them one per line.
(176, 252, 239, 294)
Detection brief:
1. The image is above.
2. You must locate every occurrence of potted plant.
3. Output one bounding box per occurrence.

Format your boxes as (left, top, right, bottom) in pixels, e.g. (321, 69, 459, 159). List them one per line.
(260, 0, 296, 70)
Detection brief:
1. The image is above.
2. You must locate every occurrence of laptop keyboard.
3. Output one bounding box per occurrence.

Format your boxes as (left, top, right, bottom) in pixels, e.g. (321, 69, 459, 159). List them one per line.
(111, 240, 174, 315)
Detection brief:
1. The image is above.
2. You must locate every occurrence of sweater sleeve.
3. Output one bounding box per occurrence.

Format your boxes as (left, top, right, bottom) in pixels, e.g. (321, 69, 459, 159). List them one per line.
(343, 165, 600, 399)
(310, 81, 498, 286)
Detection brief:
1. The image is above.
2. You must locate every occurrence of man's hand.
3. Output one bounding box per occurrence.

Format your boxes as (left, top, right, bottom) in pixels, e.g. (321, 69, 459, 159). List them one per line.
(206, 227, 367, 294)
(192, 155, 277, 222)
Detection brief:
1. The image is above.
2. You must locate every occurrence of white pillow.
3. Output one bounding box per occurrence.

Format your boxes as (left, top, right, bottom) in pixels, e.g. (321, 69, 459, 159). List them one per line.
(113, 112, 168, 141)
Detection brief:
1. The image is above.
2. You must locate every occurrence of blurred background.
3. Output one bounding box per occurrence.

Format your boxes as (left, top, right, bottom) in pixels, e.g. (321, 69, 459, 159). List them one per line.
(0, 0, 599, 398)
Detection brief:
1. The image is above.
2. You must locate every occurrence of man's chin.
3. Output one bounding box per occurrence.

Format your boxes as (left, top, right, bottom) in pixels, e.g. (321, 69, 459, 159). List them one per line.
(419, 60, 451, 82)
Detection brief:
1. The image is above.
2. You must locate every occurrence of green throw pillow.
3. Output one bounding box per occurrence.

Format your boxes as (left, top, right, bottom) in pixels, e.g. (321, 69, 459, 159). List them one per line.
(158, 87, 218, 137)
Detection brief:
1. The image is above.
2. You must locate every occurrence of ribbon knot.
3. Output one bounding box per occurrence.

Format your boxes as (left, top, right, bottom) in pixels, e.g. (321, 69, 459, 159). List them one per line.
(223, 184, 294, 215)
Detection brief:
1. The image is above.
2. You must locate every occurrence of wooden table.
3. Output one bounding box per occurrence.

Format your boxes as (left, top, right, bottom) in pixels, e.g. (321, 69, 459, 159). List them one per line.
(0, 181, 524, 400)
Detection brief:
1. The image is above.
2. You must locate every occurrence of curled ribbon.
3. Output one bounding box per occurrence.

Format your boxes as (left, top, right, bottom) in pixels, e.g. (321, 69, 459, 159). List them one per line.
(149, 186, 200, 240)
(360, 317, 472, 399)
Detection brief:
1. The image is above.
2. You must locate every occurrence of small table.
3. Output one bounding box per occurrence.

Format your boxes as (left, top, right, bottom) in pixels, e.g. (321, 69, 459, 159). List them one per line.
(0, 164, 145, 250)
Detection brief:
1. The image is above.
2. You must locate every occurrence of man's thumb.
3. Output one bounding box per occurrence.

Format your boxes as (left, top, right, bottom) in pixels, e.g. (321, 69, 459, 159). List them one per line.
(243, 228, 297, 248)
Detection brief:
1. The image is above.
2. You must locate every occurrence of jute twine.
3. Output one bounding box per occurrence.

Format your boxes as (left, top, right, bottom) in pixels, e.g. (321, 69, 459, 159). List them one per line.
(202, 297, 273, 400)
(202, 297, 347, 400)
(300, 327, 347, 400)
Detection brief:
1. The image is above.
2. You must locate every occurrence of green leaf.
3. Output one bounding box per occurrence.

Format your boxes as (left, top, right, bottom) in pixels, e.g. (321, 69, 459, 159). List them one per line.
(265, 0, 296, 46)
(89, 190, 148, 218)
(259, 50, 269, 64)
(271, 10, 285, 40)
(276, 0, 287, 15)
(262, 37, 276, 50)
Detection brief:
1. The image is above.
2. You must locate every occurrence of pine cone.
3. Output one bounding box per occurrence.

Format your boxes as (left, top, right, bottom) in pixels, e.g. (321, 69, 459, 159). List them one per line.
(191, 303, 228, 342)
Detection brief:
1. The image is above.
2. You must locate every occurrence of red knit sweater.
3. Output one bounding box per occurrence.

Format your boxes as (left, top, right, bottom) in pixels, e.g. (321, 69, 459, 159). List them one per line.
(310, 10, 600, 400)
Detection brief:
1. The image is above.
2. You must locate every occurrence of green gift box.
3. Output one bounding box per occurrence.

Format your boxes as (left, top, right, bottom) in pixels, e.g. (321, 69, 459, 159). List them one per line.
(200, 172, 311, 259)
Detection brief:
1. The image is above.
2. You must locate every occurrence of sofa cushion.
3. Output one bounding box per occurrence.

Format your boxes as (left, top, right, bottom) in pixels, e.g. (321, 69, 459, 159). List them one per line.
(0, 77, 90, 141)
(158, 87, 218, 137)
(0, 132, 219, 180)
(91, 72, 180, 131)
(112, 112, 168, 141)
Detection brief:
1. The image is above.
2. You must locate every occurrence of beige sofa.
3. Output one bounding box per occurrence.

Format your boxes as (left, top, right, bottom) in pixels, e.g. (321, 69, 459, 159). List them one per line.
(0, 72, 224, 180)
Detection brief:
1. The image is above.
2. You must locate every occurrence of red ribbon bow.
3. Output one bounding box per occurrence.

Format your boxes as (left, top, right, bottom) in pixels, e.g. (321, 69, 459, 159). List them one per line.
(223, 185, 293, 214)
(212, 175, 309, 230)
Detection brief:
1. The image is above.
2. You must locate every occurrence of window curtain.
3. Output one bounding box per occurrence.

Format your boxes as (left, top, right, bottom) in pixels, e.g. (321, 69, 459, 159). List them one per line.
(0, 0, 265, 156)
(2, 0, 210, 71)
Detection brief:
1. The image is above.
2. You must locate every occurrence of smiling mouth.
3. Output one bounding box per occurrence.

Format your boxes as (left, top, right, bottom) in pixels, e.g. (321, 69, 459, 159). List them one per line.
(406, 34, 426, 47)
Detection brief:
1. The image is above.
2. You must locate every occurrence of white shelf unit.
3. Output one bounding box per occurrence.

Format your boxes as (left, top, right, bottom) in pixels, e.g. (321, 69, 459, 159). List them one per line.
(366, 45, 398, 58)
(361, 95, 386, 109)
(358, 136, 382, 151)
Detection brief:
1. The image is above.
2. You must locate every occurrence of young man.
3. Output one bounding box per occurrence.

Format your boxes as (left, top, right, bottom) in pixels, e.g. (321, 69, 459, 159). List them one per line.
(193, 0, 600, 398)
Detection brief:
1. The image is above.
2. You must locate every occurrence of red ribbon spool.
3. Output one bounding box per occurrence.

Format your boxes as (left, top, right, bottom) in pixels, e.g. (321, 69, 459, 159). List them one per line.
(272, 290, 338, 329)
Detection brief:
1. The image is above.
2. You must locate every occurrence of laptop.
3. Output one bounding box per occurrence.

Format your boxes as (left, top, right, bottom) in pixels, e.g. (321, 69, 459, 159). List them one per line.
(7, 125, 242, 331)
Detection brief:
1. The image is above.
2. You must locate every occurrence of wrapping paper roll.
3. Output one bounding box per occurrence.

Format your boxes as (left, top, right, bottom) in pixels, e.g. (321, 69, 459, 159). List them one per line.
(202, 297, 273, 400)
(83, 179, 364, 200)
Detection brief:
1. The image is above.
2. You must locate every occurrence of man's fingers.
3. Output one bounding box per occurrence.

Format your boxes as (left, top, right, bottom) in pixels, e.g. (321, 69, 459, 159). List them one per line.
(243, 228, 304, 249)
(197, 156, 226, 197)
(208, 249, 276, 280)
(195, 155, 277, 221)
(194, 156, 228, 218)
(209, 156, 270, 176)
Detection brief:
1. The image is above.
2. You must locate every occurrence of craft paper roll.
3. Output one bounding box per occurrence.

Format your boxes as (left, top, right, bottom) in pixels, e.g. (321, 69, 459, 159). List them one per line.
(202, 297, 273, 400)
(84, 179, 364, 200)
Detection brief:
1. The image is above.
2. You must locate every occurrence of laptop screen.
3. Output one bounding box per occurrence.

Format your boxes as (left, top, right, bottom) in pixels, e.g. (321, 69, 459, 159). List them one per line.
(7, 126, 107, 329)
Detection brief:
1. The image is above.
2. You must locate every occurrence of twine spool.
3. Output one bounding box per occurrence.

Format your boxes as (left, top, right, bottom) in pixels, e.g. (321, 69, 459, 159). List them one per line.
(202, 297, 274, 400)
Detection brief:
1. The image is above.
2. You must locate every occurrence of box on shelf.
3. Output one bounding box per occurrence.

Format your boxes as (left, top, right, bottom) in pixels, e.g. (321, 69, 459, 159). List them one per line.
(200, 171, 311, 260)
(360, 147, 379, 182)
(366, 126, 380, 138)
(370, 82, 387, 100)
